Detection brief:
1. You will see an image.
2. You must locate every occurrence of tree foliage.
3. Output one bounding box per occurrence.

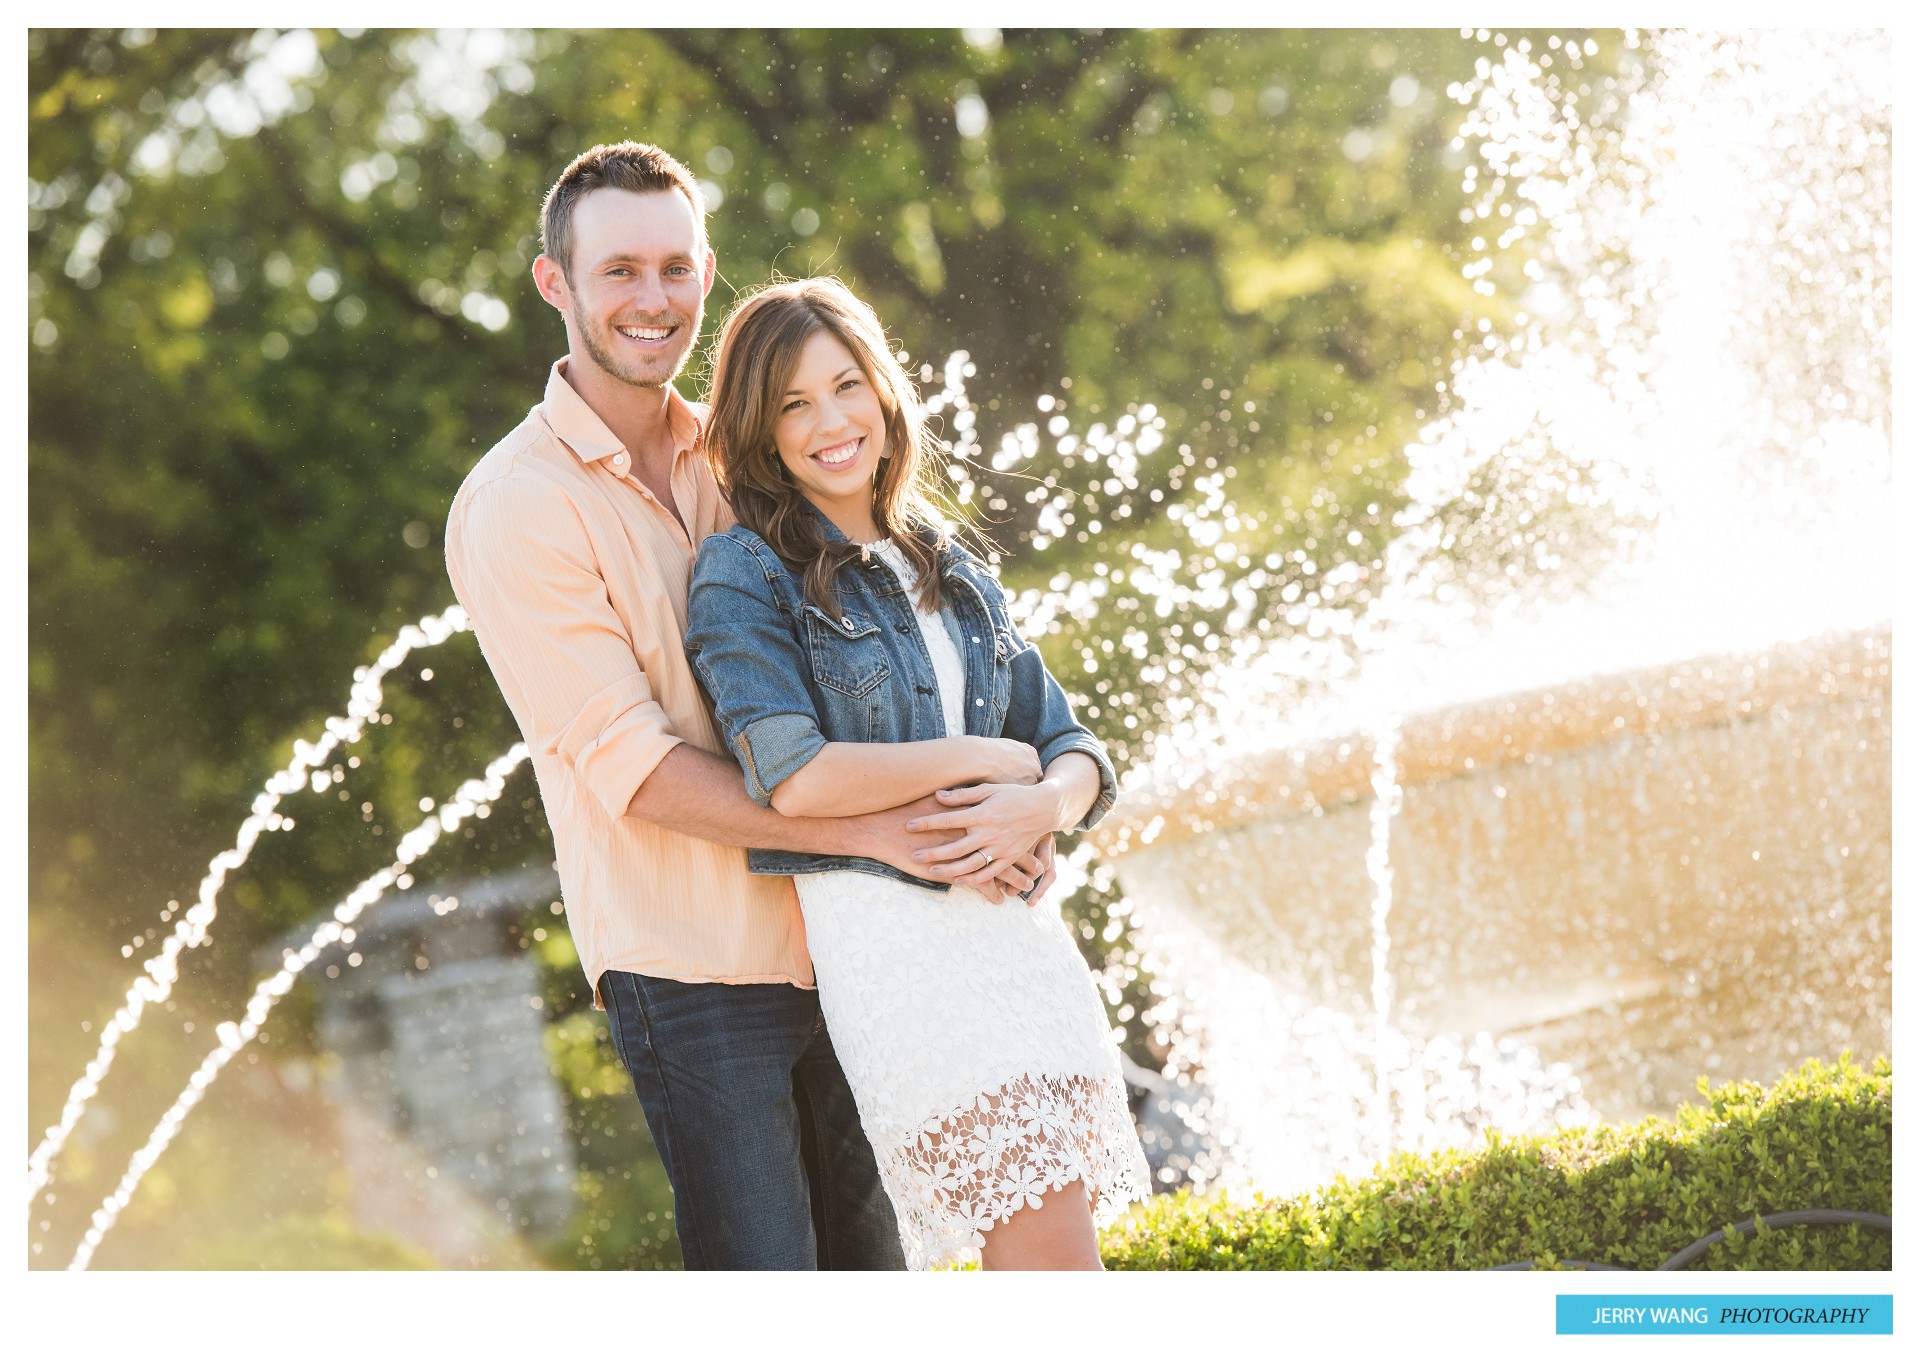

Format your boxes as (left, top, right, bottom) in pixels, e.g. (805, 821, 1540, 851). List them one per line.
(29, 24, 1621, 1055)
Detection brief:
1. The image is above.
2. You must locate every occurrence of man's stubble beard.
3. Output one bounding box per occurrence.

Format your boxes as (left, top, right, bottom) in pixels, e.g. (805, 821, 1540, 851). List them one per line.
(574, 302, 699, 391)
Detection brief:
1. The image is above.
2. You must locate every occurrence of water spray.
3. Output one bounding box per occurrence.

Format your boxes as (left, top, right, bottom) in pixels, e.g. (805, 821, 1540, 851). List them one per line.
(66, 741, 530, 1270)
(26, 605, 472, 1211)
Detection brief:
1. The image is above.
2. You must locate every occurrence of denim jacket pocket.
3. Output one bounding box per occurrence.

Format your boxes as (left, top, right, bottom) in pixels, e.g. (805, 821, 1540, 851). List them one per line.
(802, 602, 893, 698)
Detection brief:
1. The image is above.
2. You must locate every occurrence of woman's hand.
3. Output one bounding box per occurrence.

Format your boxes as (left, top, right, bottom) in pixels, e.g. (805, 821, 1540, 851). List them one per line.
(905, 780, 1065, 889)
(964, 737, 1043, 787)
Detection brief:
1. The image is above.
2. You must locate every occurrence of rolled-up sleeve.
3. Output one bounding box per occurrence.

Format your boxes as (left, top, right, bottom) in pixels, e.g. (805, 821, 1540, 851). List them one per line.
(684, 534, 829, 807)
(447, 475, 682, 821)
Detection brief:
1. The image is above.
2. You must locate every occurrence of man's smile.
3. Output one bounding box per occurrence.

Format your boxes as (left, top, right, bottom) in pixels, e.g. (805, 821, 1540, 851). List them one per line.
(616, 322, 678, 346)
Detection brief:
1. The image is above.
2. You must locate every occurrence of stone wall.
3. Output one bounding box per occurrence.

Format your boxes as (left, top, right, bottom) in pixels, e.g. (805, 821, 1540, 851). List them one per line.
(286, 861, 577, 1263)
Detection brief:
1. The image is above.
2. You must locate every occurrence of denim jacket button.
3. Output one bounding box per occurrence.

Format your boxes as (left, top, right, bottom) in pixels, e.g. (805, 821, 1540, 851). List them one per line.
(842, 617, 855, 631)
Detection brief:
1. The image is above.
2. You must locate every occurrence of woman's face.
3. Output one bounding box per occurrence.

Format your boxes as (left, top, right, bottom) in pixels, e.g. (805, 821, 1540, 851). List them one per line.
(771, 329, 889, 523)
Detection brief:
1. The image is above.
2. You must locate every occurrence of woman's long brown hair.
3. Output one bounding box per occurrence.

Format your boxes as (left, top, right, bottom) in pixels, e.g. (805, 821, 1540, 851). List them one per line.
(703, 277, 952, 620)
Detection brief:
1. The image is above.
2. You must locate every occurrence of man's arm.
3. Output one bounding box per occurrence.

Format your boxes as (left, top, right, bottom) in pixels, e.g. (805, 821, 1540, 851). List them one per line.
(449, 474, 690, 823)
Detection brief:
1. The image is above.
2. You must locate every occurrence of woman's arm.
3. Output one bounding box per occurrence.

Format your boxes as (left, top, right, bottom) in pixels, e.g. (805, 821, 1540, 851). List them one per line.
(899, 562, 1121, 893)
(686, 534, 1043, 814)
(768, 735, 1040, 818)
(984, 579, 1120, 831)
(683, 535, 1049, 898)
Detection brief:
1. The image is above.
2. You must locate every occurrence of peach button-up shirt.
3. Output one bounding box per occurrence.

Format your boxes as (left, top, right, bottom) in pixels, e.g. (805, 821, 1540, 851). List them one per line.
(446, 357, 810, 1005)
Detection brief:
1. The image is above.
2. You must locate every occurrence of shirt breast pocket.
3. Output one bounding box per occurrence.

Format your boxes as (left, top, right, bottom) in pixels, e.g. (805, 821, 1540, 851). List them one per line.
(803, 604, 893, 699)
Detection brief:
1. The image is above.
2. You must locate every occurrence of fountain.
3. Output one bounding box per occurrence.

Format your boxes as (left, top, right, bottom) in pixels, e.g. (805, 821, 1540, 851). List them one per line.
(27, 602, 533, 1267)
(1099, 625, 1890, 1124)
(1089, 28, 1891, 1189)
(26, 605, 475, 1212)
(63, 743, 530, 1269)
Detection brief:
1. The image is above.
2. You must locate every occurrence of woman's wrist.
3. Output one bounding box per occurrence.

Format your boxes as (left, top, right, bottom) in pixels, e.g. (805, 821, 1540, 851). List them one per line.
(1033, 777, 1073, 831)
(961, 735, 993, 783)
(1039, 751, 1102, 831)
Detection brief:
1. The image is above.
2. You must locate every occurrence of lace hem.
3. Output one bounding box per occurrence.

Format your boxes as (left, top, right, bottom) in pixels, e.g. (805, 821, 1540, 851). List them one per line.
(872, 1068, 1150, 1270)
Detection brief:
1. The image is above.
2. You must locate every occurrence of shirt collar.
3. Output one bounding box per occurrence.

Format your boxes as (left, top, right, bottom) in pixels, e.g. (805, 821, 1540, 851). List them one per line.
(540, 356, 705, 468)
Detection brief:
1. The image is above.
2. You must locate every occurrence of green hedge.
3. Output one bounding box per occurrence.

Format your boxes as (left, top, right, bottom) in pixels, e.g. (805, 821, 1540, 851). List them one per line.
(1102, 1056, 1891, 1271)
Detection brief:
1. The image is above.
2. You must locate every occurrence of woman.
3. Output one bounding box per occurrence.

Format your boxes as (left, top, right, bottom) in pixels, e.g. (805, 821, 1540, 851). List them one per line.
(684, 277, 1149, 1270)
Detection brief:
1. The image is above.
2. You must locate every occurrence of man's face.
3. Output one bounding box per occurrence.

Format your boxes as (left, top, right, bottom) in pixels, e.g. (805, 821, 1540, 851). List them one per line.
(552, 187, 713, 390)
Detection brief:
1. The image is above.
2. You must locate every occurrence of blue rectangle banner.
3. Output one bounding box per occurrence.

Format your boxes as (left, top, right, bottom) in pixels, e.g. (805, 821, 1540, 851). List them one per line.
(1557, 1295, 1892, 1335)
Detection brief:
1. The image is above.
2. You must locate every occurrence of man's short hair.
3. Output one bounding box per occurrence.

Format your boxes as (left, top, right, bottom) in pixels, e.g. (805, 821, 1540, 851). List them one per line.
(540, 141, 707, 279)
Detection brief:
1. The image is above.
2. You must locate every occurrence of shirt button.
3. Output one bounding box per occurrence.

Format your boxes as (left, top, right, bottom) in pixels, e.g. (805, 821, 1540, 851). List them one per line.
(974, 697, 985, 707)
(842, 617, 855, 631)
(971, 635, 981, 644)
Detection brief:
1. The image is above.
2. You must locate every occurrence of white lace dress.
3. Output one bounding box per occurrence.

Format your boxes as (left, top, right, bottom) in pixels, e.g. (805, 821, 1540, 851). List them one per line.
(795, 541, 1150, 1269)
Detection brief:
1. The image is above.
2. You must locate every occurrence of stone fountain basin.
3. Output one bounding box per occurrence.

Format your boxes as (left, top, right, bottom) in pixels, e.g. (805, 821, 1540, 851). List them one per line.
(1094, 625, 1891, 1120)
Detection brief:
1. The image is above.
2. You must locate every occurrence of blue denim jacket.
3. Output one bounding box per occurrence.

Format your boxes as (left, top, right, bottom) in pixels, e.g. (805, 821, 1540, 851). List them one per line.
(684, 512, 1119, 890)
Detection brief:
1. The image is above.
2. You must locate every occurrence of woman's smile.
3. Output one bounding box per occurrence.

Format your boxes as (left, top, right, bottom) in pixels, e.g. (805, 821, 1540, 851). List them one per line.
(810, 435, 866, 469)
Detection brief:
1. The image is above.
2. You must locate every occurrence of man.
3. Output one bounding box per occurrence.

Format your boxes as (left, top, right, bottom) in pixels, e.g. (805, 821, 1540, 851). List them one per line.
(445, 141, 1052, 1270)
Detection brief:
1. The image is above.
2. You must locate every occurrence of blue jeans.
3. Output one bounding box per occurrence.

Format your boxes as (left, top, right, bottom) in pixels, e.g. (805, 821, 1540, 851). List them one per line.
(597, 970, 905, 1270)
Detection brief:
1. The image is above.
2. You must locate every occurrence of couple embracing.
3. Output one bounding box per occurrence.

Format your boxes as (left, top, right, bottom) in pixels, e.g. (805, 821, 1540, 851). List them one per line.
(446, 141, 1149, 1271)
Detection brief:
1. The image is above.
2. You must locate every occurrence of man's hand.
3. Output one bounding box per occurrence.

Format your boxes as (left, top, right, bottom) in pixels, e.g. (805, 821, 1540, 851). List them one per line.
(846, 794, 968, 882)
(1026, 833, 1059, 905)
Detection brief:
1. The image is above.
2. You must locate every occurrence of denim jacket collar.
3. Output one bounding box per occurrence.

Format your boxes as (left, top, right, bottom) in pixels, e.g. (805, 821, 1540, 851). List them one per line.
(799, 498, 968, 580)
